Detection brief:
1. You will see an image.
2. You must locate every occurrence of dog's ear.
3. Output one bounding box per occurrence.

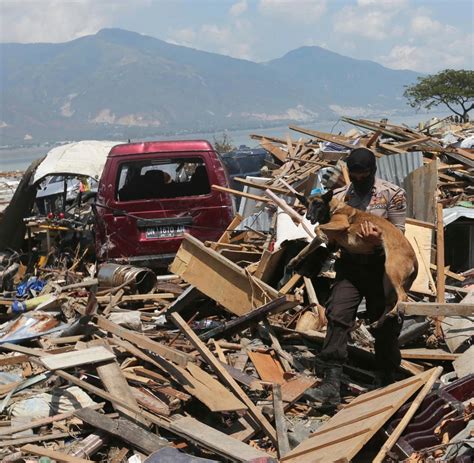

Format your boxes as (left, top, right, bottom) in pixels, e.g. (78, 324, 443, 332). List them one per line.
(322, 189, 333, 203)
(295, 193, 309, 207)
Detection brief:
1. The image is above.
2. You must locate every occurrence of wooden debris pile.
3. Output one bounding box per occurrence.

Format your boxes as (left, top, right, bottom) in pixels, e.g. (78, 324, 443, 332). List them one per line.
(0, 117, 473, 462)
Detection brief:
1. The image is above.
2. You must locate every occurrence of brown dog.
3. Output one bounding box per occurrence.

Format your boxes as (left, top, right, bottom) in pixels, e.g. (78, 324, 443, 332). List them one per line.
(289, 190, 418, 323)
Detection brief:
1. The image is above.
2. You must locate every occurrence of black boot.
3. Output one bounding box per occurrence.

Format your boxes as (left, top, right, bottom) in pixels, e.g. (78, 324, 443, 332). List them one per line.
(374, 368, 397, 388)
(304, 363, 342, 407)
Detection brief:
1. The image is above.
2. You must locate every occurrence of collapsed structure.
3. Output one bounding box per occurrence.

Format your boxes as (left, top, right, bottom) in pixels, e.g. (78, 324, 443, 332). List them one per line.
(0, 116, 473, 462)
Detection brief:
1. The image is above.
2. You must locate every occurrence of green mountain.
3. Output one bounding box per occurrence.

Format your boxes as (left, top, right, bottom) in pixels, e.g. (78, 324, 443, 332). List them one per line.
(0, 28, 421, 146)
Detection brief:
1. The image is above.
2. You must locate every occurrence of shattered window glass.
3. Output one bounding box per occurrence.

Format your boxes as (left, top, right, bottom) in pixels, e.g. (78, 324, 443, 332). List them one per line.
(116, 158, 211, 201)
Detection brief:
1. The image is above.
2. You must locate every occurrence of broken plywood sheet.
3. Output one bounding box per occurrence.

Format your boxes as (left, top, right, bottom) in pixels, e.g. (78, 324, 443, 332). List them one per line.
(281, 369, 434, 463)
(170, 233, 279, 316)
(153, 355, 246, 413)
(248, 351, 285, 385)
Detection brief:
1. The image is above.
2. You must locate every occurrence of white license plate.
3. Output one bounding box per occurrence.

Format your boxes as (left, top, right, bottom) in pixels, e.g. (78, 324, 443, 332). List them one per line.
(145, 225, 185, 239)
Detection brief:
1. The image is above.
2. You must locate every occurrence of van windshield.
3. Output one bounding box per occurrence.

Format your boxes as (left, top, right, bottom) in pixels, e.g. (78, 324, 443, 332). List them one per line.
(116, 158, 211, 201)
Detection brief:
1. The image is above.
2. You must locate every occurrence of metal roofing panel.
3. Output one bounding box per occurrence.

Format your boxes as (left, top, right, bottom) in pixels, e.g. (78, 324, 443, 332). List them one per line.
(376, 151, 424, 187)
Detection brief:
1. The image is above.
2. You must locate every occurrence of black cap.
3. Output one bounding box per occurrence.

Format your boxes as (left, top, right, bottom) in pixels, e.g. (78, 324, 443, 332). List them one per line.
(346, 148, 376, 173)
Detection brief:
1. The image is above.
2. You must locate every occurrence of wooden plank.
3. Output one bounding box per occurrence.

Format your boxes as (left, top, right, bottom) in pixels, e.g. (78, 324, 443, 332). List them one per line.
(280, 274, 302, 295)
(151, 352, 246, 412)
(289, 125, 359, 150)
(0, 404, 104, 437)
(0, 431, 72, 447)
(260, 138, 288, 162)
(170, 233, 279, 316)
(21, 444, 91, 463)
(40, 346, 115, 370)
(169, 416, 273, 462)
(199, 296, 298, 342)
(211, 184, 271, 203)
(248, 351, 285, 384)
(170, 312, 277, 444)
(0, 354, 29, 367)
(234, 177, 288, 195)
(281, 370, 433, 463)
(186, 362, 246, 412)
(95, 351, 149, 426)
(273, 383, 290, 459)
(430, 263, 465, 282)
(278, 376, 318, 409)
(401, 348, 459, 361)
(404, 160, 437, 224)
(435, 202, 446, 337)
(405, 217, 436, 230)
(217, 213, 243, 244)
(94, 315, 193, 366)
(74, 408, 169, 455)
(373, 367, 443, 463)
(399, 302, 474, 317)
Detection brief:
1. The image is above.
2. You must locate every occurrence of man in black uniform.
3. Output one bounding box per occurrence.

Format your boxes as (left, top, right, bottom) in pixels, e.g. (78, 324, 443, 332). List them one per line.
(305, 147, 407, 407)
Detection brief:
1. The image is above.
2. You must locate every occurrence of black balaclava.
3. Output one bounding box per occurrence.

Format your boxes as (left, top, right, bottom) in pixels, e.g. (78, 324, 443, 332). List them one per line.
(346, 148, 376, 195)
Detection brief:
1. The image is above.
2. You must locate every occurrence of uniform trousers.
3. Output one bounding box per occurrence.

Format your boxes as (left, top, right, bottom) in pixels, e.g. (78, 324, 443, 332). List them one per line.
(320, 254, 403, 371)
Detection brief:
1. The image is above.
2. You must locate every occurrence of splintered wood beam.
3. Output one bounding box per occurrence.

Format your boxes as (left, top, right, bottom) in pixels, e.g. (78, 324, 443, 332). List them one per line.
(260, 138, 289, 162)
(211, 184, 271, 203)
(21, 445, 91, 463)
(199, 295, 299, 342)
(273, 383, 290, 458)
(289, 125, 359, 150)
(170, 312, 277, 444)
(94, 315, 193, 366)
(74, 408, 169, 455)
(398, 302, 473, 317)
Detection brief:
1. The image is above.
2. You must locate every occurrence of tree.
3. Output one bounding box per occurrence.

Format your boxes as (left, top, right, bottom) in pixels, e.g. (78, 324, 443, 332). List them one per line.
(213, 132, 235, 154)
(404, 69, 474, 122)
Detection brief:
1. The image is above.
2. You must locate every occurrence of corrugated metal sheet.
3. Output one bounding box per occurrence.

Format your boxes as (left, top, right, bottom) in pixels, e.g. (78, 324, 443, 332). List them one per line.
(376, 151, 423, 187)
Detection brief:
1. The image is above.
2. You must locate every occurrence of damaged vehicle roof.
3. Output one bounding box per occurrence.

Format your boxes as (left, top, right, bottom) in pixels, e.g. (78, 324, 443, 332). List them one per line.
(33, 140, 122, 183)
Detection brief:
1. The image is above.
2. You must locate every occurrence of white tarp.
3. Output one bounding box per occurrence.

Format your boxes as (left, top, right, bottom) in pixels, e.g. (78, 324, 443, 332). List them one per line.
(33, 140, 121, 183)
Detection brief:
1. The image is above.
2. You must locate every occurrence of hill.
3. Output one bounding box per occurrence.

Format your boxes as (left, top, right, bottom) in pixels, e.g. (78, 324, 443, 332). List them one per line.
(0, 28, 421, 145)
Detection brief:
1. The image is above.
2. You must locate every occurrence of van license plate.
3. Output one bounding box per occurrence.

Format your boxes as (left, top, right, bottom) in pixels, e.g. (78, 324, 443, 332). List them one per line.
(145, 225, 186, 239)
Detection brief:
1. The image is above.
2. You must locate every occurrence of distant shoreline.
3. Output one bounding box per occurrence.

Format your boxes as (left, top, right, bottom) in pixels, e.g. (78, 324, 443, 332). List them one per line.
(0, 111, 450, 172)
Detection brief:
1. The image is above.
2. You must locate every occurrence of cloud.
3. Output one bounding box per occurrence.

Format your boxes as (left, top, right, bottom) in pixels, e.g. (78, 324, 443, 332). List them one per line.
(166, 28, 197, 47)
(357, 0, 407, 9)
(259, 0, 327, 24)
(0, 0, 149, 43)
(410, 14, 457, 37)
(380, 32, 473, 72)
(334, 7, 403, 40)
(167, 20, 255, 60)
(230, 0, 248, 17)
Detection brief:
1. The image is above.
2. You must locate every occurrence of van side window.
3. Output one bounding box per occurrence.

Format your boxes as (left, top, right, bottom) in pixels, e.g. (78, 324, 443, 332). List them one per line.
(116, 158, 211, 201)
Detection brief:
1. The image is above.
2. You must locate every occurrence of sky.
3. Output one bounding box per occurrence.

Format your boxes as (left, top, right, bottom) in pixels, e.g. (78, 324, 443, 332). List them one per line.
(1, 0, 473, 73)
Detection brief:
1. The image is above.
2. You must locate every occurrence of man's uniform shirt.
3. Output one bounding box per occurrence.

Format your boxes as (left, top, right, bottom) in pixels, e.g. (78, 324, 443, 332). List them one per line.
(333, 177, 407, 232)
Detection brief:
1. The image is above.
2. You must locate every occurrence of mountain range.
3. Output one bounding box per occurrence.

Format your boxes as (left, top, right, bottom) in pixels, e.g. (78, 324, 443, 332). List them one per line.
(1, 28, 421, 146)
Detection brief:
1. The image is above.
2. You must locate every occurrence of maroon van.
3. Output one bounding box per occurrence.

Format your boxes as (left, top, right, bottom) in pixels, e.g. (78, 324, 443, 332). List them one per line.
(95, 140, 234, 267)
